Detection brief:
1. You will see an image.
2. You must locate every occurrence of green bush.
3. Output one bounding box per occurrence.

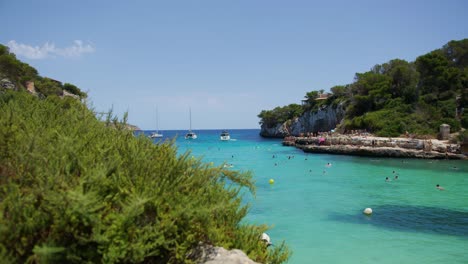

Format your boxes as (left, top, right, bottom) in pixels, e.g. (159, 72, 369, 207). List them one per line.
(258, 104, 303, 128)
(34, 78, 63, 97)
(63, 83, 87, 98)
(461, 114, 468, 128)
(361, 109, 404, 137)
(458, 130, 468, 143)
(0, 91, 290, 263)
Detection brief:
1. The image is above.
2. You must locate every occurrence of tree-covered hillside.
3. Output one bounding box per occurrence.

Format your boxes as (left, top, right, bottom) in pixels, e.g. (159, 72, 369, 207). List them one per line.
(259, 39, 468, 138)
(0, 47, 290, 263)
(0, 44, 86, 98)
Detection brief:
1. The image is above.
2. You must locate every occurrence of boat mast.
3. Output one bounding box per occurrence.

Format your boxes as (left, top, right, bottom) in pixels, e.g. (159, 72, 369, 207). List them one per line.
(156, 107, 159, 134)
(189, 107, 192, 132)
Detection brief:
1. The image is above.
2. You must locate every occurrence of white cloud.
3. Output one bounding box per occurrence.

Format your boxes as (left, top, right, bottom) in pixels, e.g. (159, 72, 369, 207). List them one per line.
(6, 40, 95, 59)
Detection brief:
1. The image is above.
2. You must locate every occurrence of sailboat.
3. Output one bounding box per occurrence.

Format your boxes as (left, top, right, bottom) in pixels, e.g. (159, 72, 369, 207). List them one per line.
(149, 107, 163, 138)
(185, 108, 197, 139)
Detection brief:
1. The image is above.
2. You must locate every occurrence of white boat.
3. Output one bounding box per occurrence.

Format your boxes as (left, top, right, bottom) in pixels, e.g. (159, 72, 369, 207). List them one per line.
(185, 108, 197, 139)
(149, 107, 163, 138)
(185, 131, 197, 139)
(149, 132, 163, 138)
(220, 130, 230, 141)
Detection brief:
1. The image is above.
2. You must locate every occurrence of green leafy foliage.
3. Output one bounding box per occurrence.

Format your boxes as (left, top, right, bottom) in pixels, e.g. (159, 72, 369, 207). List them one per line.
(34, 78, 63, 97)
(257, 104, 303, 128)
(0, 91, 290, 263)
(63, 83, 87, 98)
(330, 85, 349, 98)
(304, 91, 320, 107)
(457, 130, 468, 143)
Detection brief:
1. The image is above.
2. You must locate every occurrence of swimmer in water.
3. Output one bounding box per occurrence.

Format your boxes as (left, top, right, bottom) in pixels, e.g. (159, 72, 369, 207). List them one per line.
(326, 162, 332, 167)
(385, 177, 390, 182)
(394, 175, 398, 180)
(436, 184, 445, 190)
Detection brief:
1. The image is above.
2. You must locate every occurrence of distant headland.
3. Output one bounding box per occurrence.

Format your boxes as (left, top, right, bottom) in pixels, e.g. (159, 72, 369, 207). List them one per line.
(258, 39, 468, 158)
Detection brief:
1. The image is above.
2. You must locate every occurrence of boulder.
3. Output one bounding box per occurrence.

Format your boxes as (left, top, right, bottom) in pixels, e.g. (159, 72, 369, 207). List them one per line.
(0, 78, 16, 90)
(187, 243, 260, 264)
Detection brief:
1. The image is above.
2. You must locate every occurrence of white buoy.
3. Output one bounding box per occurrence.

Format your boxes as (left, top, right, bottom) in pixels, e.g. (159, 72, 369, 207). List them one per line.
(260, 233, 272, 246)
(363, 208, 373, 215)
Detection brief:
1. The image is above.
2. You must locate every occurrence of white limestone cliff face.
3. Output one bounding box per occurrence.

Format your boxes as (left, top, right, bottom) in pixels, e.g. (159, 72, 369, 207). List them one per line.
(260, 103, 346, 138)
(259, 122, 290, 138)
(289, 103, 345, 135)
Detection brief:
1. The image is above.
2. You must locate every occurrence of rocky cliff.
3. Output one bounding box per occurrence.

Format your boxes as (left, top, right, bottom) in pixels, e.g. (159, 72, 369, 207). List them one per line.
(259, 122, 290, 138)
(260, 103, 346, 138)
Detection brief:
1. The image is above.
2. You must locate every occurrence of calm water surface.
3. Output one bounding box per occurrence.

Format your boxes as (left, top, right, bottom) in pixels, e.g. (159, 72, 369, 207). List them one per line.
(142, 129, 468, 264)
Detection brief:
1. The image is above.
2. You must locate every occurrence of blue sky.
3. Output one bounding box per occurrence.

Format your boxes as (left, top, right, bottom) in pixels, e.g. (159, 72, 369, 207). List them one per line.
(1, 0, 468, 130)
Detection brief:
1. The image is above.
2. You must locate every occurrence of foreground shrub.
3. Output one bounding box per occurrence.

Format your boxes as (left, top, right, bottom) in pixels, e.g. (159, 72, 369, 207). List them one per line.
(0, 91, 290, 263)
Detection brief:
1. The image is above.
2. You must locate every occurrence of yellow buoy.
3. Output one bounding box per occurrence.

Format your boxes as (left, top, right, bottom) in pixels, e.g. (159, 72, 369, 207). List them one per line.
(269, 179, 275, 184)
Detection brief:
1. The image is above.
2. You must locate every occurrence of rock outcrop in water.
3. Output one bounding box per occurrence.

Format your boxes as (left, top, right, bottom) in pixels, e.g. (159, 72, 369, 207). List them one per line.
(260, 103, 346, 138)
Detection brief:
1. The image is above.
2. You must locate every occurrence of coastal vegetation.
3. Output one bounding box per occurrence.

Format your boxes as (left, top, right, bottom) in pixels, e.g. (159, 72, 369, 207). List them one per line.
(0, 44, 86, 98)
(0, 45, 290, 263)
(258, 39, 468, 138)
(258, 104, 303, 128)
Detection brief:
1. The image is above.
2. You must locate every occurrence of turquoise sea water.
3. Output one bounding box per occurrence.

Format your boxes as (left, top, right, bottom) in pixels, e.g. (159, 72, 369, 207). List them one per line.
(143, 129, 468, 264)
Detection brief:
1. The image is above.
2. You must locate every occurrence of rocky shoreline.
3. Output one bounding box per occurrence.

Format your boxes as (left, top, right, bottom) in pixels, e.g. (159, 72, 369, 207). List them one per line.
(283, 135, 467, 159)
